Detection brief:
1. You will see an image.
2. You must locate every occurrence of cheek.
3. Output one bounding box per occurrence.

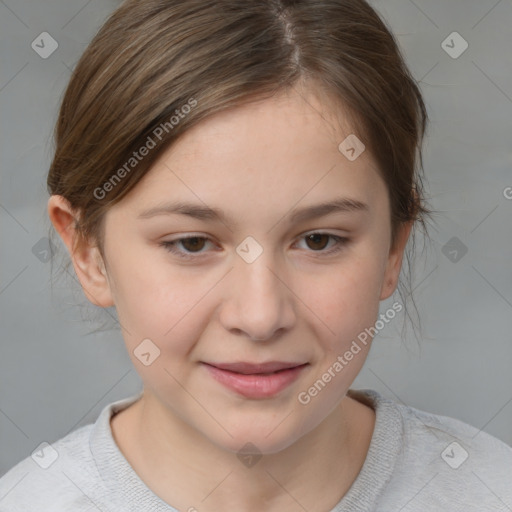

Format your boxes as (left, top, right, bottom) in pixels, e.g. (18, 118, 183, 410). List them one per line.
(106, 247, 211, 355)
(302, 250, 386, 350)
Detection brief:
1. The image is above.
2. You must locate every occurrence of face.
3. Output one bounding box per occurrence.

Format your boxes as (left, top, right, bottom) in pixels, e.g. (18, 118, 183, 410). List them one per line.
(90, 84, 408, 454)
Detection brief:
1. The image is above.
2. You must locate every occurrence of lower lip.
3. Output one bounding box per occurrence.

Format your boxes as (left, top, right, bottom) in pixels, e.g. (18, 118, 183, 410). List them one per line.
(203, 363, 308, 399)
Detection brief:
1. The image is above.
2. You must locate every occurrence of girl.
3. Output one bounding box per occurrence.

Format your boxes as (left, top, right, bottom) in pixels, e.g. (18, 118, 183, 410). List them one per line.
(1, 0, 510, 510)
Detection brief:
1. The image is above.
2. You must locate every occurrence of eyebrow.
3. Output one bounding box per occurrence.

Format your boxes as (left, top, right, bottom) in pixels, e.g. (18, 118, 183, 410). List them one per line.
(137, 197, 369, 228)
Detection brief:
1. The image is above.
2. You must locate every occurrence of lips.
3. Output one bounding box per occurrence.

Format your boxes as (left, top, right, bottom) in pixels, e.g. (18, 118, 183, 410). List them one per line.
(207, 361, 306, 375)
(202, 361, 309, 399)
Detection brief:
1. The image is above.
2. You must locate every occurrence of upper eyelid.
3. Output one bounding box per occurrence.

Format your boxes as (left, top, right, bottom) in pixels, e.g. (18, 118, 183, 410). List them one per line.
(167, 230, 345, 243)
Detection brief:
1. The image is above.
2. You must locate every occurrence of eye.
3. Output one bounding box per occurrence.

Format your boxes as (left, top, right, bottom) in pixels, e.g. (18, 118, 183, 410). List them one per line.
(160, 236, 214, 259)
(160, 232, 349, 260)
(294, 232, 350, 255)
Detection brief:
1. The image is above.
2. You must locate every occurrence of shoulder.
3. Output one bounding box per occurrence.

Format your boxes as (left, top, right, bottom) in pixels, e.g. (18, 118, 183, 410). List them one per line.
(396, 397, 512, 471)
(0, 423, 104, 512)
(354, 389, 512, 511)
(0, 393, 144, 511)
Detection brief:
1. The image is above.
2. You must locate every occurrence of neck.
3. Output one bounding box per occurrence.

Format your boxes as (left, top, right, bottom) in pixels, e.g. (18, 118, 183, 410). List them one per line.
(111, 391, 375, 512)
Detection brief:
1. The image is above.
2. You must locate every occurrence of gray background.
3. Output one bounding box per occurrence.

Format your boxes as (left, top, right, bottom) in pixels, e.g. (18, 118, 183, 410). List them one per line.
(1, 0, 511, 478)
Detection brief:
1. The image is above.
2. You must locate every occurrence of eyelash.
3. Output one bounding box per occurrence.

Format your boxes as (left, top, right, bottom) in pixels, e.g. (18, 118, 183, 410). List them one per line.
(159, 232, 350, 260)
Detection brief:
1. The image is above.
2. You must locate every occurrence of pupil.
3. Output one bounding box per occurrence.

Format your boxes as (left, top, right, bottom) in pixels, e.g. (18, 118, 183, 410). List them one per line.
(184, 237, 204, 251)
(308, 234, 328, 250)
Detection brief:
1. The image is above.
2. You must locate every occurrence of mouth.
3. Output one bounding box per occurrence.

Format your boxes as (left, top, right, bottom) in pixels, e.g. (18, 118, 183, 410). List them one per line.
(201, 361, 309, 399)
(207, 361, 308, 374)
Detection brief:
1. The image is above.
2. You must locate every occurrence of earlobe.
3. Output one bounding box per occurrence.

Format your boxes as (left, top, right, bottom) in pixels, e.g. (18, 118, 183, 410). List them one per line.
(47, 195, 114, 308)
(379, 220, 413, 301)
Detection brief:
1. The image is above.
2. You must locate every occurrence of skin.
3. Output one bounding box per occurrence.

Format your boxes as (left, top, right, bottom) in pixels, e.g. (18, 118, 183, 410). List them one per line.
(48, 82, 412, 511)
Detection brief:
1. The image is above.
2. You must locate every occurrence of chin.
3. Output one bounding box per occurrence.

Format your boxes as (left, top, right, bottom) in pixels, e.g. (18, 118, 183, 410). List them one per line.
(201, 410, 309, 457)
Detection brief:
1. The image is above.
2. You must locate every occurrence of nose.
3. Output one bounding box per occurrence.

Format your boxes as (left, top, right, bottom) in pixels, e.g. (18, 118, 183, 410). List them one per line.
(219, 249, 296, 342)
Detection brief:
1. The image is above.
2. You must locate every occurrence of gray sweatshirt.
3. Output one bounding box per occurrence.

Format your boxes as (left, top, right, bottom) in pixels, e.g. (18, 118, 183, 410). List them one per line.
(1, 388, 511, 511)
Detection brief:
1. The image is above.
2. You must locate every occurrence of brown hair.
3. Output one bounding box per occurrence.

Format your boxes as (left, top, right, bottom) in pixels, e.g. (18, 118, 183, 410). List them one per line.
(47, 0, 432, 337)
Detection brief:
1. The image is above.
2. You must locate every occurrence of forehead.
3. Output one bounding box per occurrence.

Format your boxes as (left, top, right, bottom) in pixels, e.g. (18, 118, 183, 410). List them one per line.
(111, 85, 387, 221)
(170, 85, 360, 163)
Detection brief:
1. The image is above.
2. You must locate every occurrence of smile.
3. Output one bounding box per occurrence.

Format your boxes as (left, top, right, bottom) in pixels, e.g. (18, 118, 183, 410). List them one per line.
(201, 362, 309, 399)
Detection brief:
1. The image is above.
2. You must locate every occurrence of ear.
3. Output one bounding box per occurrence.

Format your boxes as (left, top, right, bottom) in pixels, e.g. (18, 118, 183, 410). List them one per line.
(379, 219, 413, 301)
(47, 195, 114, 308)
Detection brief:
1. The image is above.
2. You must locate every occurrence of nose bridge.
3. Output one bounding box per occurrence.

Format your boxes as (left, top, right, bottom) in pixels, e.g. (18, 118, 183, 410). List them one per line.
(234, 238, 283, 303)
